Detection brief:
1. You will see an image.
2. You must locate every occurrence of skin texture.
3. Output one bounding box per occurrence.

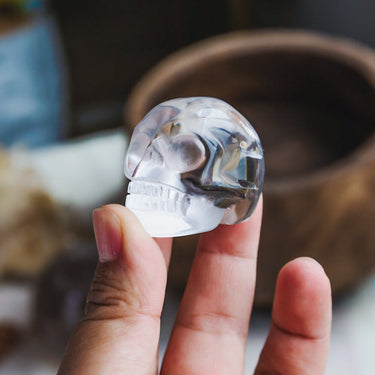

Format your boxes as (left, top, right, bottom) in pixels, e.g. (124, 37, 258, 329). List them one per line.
(57, 198, 332, 375)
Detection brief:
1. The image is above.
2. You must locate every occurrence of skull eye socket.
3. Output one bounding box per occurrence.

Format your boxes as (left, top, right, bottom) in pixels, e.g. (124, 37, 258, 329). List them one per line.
(166, 134, 206, 173)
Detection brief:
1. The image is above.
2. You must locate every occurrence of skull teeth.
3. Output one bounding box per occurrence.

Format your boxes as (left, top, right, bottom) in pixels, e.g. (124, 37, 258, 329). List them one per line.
(126, 181, 190, 216)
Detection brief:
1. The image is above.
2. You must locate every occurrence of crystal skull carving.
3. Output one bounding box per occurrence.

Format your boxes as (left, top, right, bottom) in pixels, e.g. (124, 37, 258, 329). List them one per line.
(124, 97, 264, 237)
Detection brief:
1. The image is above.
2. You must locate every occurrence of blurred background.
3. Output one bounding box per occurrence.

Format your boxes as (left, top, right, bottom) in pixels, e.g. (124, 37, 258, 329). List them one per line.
(0, 1, 374, 374)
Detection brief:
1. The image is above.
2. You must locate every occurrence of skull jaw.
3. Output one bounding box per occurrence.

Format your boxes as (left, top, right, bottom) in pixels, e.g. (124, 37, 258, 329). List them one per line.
(125, 206, 224, 237)
(125, 181, 225, 237)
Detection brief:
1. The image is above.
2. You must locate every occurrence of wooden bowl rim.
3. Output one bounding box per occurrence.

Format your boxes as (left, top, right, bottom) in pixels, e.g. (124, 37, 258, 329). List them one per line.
(125, 30, 375, 192)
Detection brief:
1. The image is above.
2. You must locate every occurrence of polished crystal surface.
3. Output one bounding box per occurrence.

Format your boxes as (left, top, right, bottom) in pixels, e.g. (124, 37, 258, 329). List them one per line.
(124, 97, 264, 237)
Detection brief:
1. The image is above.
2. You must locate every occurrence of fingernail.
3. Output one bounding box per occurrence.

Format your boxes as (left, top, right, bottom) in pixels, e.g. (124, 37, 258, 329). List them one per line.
(93, 208, 122, 262)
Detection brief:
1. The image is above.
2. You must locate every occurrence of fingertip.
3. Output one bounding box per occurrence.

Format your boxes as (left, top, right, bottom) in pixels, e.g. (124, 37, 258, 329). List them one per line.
(277, 257, 331, 298)
(88, 204, 170, 322)
(93, 204, 169, 280)
(199, 194, 263, 257)
(255, 257, 331, 374)
(103, 204, 151, 239)
(273, 257, 332, 340)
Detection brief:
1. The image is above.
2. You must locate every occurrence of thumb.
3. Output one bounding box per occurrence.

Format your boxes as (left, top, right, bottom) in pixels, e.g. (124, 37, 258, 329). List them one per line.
(58, 205, 171, 375)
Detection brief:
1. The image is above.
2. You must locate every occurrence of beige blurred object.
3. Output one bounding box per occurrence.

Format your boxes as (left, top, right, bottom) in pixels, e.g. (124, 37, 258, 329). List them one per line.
(125, 30, 375, 306)
(0, 149, 64, 277)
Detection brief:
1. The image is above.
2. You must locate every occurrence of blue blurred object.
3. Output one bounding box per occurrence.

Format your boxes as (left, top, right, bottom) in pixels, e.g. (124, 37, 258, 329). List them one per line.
(25, 1, 46, 12)
(0, 15, 68, 148)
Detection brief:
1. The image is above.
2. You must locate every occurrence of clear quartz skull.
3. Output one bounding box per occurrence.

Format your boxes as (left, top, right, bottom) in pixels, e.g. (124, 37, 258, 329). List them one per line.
(124, 97, 264, 237)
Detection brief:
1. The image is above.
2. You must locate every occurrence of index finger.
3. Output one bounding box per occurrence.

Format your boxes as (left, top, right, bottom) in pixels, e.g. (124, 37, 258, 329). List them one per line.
(161, 196, 263, 375)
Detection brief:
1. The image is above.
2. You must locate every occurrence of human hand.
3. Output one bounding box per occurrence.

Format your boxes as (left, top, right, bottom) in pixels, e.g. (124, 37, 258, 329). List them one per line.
(58, 198, 331, 374)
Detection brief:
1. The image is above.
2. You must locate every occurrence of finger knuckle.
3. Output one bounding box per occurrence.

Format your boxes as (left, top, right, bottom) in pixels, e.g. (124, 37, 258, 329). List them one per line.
(83, 264, 136, 321)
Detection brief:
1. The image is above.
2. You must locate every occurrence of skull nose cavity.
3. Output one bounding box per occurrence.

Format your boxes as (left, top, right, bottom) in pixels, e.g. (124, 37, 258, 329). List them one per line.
(126, 181, 191, 216)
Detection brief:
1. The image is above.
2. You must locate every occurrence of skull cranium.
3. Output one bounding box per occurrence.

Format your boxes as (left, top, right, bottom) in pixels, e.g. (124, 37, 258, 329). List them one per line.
(124, 97, 264, 237)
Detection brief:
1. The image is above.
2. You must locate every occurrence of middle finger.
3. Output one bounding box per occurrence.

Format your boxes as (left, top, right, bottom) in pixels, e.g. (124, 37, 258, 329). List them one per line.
(161, 197, 263, 375)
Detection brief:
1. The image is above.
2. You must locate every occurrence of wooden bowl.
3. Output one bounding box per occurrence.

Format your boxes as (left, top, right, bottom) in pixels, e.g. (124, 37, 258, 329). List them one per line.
(125, 30, 375, 306)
